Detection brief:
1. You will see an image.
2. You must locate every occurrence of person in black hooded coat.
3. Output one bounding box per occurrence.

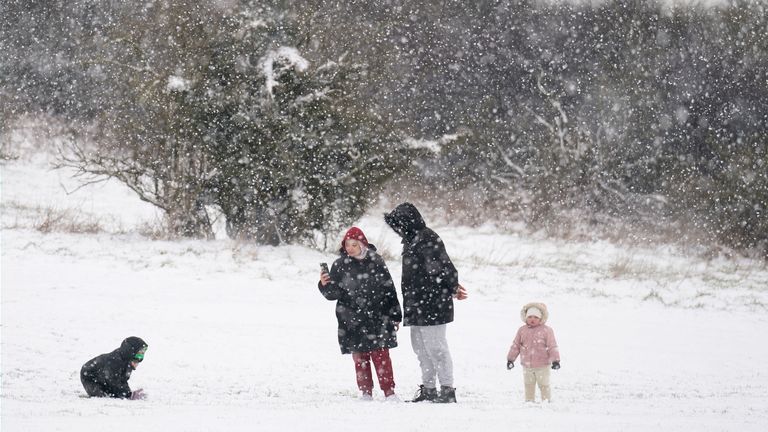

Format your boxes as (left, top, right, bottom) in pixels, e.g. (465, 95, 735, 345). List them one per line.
(384, 202, 467, 403)
(80, 336, 148, 399)
(318, 226, 402, 400)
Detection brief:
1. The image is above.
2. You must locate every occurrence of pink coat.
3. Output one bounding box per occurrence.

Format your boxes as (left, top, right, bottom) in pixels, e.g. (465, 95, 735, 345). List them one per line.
(507, 323, 560, 368)
(507, 303, 559, 368)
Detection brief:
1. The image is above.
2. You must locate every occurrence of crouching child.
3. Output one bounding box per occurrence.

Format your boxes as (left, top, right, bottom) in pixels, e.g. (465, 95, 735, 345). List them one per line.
(506, 303, 560, 402)
(80, 336, 148, 400)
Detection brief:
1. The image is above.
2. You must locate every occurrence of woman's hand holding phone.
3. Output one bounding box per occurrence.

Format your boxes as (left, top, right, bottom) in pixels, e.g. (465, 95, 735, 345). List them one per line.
(319, 263, 331, 286)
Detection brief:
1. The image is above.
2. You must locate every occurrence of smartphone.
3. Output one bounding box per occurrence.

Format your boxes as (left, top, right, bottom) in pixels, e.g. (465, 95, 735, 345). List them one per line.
(320, 262, 329, 275)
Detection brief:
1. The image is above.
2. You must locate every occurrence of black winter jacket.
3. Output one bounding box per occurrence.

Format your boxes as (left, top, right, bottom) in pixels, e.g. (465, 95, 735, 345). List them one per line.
(385, 203, 459, 326)
(318, 245, 402, 354)
(80, 336, 147, 398)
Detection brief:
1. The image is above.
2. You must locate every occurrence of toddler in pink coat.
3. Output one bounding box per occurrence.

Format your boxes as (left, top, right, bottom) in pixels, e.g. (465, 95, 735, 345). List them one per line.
(506, 302, 560, 402)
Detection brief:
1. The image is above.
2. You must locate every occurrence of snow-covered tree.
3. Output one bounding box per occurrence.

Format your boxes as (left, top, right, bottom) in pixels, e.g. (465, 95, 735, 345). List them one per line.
(57, 1, 407, 242)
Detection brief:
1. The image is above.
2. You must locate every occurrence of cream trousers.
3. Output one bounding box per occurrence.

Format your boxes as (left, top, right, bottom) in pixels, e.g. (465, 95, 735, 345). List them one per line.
(523, 366, 551, 402)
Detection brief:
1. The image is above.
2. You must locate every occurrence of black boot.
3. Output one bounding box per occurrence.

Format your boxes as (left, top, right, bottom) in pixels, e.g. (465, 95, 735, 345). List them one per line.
(410, 385, 438, 402)
(434, 386, 457, 403)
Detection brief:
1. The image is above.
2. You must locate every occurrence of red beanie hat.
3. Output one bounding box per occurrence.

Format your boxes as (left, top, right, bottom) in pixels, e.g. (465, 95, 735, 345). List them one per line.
(342, 226, 369, 249)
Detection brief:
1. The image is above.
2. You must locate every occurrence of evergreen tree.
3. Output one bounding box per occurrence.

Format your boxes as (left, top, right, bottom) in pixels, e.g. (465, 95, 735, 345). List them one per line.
(59, 0, 407, 242)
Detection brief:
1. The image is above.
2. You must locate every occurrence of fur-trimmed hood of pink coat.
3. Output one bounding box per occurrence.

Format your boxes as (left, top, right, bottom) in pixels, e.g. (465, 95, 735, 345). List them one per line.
(507, 302, 559, 368)
(520, 302, 549, 324)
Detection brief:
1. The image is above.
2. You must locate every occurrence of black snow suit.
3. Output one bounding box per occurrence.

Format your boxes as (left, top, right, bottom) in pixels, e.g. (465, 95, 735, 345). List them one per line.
(80, 336, 147, 398)
(384, 202, 459, 326)
(318, 245, 402, 354)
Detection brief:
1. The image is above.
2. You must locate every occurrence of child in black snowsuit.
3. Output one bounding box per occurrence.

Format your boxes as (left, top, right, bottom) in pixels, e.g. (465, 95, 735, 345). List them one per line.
(80, 336, 148, 399)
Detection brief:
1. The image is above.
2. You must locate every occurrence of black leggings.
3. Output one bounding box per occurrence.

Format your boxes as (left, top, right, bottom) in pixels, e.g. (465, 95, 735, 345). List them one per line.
(80, 374, 108, 397)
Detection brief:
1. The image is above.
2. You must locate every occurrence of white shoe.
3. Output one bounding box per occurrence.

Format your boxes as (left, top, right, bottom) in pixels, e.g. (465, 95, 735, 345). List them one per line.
(360, 393, 373, 401)
(385, 394, 402, 402)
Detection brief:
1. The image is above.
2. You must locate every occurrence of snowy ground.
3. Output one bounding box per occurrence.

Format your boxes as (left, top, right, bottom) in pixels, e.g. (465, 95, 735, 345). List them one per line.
(2, 149, 768, 431)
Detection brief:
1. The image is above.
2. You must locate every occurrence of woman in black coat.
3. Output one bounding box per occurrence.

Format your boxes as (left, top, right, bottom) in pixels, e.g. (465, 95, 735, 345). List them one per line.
(318, 226, 402, 400)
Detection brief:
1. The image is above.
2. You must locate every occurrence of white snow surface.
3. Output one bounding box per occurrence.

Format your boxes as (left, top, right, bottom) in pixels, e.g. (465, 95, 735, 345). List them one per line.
(2, 155, 768, 432)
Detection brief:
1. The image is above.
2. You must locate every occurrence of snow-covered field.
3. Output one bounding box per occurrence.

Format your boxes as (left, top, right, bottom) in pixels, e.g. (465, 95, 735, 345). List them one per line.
(2, 147, 768, 431)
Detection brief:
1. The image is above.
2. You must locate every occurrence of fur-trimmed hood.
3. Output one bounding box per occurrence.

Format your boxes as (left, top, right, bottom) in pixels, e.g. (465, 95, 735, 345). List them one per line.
(520, 302, 549, 324)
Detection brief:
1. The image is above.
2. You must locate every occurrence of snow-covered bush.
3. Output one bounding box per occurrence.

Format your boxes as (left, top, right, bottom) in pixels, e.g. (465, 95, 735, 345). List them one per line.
(54, 1, 408, 243)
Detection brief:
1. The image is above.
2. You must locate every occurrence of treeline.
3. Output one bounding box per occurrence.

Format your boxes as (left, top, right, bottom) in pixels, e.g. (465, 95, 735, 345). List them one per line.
(1, 0, 766, 256)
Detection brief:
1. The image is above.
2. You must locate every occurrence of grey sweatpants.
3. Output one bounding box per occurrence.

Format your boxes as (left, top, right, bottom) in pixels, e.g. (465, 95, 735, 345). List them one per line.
(410, 324, 454, 388)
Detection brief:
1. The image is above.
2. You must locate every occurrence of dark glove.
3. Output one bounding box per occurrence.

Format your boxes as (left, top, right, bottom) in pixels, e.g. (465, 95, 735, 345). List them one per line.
(551, 361, 560, 370)
(130, 388, 146, 400)
(506, 360, 514, 370)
